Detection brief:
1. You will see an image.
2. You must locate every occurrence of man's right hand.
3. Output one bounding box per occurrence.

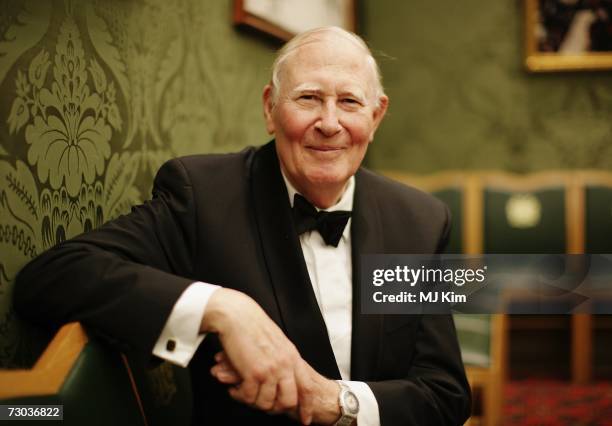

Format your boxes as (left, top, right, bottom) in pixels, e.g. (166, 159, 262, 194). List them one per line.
(211, 350, 343, 425)
(200, 288, 314, 424)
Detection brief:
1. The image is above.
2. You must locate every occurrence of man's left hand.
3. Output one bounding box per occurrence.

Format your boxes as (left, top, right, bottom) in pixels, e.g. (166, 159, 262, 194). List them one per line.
(211, 351, 342, 425)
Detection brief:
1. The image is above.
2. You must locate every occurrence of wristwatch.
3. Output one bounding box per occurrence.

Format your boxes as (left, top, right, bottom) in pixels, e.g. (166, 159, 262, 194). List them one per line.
(334, 382, 359, 426)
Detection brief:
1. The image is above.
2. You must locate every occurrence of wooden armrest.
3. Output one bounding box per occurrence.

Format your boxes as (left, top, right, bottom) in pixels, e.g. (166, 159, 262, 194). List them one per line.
(0, 322, 87, 399)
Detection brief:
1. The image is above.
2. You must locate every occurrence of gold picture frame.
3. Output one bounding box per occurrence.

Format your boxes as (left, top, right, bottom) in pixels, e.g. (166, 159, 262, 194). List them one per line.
(233, 0, 356, 42)
(524, 0, 612, 72)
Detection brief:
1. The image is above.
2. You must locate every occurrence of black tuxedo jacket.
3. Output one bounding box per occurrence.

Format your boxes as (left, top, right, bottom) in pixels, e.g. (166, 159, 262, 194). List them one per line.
(15, 141, 470, 425)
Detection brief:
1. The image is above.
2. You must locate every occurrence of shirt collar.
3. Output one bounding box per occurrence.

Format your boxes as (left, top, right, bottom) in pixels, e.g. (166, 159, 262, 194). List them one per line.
(281, 171, 355, 213)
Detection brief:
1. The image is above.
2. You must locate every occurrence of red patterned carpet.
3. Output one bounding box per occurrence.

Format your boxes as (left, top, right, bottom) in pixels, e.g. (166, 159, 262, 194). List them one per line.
(503, 380, 612, 425)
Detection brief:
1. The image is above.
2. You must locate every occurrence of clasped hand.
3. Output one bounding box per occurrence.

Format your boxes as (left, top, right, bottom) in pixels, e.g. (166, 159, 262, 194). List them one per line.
(201, 288, 341, 425)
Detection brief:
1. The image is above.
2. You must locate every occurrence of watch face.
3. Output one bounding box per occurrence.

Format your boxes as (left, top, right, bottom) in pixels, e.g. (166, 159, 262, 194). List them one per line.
(344, 391, 359, 414)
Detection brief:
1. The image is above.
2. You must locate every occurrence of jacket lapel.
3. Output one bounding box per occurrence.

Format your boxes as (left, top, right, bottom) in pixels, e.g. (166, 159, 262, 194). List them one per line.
(250, 142, 341, 379)
(350, 169, 384, 381)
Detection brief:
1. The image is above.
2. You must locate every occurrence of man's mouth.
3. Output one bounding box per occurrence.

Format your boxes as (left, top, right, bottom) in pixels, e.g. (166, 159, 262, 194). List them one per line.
(306, 146, 345, 151)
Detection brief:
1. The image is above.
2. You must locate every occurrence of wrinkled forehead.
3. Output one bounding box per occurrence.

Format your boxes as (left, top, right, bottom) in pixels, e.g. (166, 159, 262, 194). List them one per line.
(279, 37, 377, 93)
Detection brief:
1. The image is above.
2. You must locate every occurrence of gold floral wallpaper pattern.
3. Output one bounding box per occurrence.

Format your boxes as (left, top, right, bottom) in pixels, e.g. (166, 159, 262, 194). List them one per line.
(0, 0, 273, 367)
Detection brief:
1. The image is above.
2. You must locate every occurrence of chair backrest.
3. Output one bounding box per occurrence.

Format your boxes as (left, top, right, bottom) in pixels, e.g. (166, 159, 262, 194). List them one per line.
(0, 322, 194, 426)
(0, 323, 146, 425)
(479, 173, 571, 254)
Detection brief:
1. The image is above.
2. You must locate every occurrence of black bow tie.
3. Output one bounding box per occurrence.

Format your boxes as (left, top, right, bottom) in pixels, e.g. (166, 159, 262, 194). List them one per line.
(292, 194, 351, 247)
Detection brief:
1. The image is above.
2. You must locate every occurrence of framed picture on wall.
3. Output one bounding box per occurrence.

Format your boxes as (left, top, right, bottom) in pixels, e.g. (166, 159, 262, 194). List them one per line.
(233, 0, 356, 41)
(524, 0, 612, 72)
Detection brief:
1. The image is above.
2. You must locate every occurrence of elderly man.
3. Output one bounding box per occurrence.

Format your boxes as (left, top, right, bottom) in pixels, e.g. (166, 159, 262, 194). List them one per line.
(15, 27, 471, 425)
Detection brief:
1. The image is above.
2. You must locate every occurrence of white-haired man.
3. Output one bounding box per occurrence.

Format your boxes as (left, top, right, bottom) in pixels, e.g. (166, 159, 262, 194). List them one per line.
(15, 27, 471, 425)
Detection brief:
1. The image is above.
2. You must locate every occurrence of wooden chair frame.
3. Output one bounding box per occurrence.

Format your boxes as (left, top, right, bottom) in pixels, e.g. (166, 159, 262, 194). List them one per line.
(0, 323, 148, 425)
(0, 323, 88, 399)
(476, 172, 589, 384)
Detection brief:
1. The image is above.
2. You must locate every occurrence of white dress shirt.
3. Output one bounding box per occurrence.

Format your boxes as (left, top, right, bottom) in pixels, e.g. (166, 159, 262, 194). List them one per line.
(153, 173, 380, 426)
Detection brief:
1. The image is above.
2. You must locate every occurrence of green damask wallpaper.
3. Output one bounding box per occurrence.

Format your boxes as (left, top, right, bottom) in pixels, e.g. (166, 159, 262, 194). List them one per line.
(363, 0, 612, 172)
(0, 0, 273, 367)
(2, 0, 611, 368)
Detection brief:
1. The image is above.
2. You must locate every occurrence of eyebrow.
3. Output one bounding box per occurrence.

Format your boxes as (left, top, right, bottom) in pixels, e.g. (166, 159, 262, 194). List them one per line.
(292, 83, 323, 94)
(291, 84, 368, 102)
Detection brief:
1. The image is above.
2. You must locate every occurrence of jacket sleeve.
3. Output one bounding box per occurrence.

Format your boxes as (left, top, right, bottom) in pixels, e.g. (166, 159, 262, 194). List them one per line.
(13, 158, 198, 358)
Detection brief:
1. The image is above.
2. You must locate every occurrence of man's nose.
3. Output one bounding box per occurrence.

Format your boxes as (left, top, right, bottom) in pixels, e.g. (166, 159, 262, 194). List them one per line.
(315, 101, 342, 136)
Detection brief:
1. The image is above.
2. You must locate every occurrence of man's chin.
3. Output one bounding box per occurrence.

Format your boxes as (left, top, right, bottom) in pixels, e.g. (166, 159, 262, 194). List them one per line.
(304, 171, 351, 188)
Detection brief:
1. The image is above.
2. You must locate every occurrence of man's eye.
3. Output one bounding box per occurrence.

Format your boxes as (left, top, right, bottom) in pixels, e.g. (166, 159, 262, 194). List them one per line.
(299, 95, 317, 101)
(342, 98, 360, 105)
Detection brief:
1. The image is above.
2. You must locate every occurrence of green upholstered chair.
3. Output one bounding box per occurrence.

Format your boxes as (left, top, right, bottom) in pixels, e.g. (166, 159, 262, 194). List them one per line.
(0, 323, 193, 426)
(0, 323, 145, 425)
(480, 173, 597, 385)
(480, 173, 573, 385)
(481, 175, 568, 254)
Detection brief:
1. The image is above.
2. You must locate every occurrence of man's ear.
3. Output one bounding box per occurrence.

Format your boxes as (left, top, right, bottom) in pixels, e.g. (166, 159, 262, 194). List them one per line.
(369, 95, 389, 142)
(262, 84, 276, 135)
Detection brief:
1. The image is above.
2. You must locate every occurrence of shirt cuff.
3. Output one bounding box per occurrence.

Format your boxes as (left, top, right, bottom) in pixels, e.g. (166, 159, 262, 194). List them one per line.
(152, 282, 220, 367)
(339, 380, 380, 426)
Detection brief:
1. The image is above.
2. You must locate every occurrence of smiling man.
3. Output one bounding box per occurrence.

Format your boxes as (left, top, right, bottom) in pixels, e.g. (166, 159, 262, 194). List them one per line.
(264, 29, 387, 209)
(15, 27, 471, 425)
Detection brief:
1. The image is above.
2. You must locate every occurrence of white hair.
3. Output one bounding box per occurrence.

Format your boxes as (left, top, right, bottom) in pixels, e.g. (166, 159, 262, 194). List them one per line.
(269, 26, 385, 107)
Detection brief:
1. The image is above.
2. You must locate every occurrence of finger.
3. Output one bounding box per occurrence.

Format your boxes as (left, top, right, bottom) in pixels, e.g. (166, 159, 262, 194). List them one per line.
(220, 361, 242, 383)
(254, 379, 278, 411)
(214, 352, 241, 377)
(295, 362, 314, 425)
(235, 378, 259, 404)
(210, 362, 232, 377)
(211, 352, 240, 375)
(217, 371, 242, 384)
(211, 360, 233, 373)
(211, 365, 242, 384)
(273, 375, 298, 411)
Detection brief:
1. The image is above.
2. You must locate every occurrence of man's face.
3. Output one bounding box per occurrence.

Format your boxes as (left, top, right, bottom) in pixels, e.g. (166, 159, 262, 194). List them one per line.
(263, 37, 388, 205)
